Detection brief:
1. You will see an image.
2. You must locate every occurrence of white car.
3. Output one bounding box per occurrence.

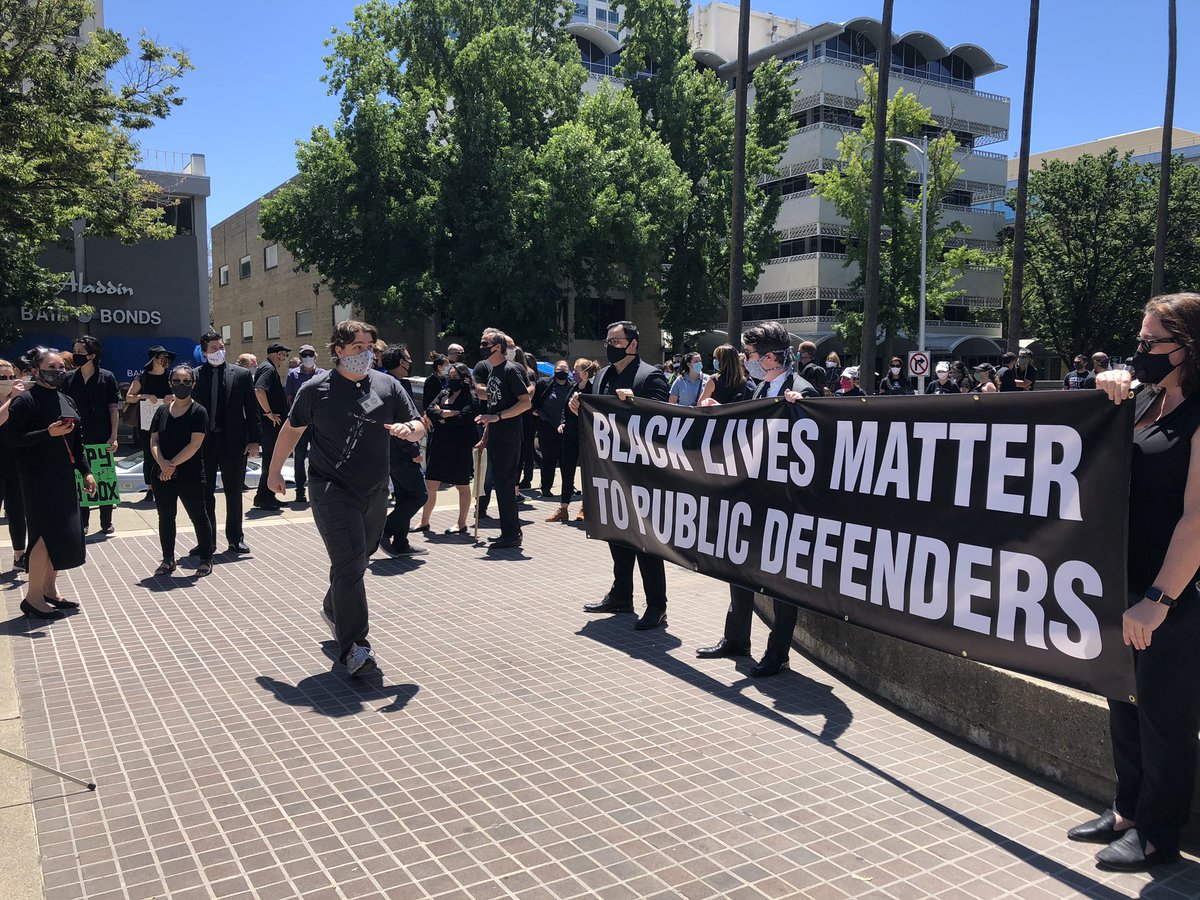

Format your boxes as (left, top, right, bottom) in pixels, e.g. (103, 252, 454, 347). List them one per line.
(114, 452, 295, 495)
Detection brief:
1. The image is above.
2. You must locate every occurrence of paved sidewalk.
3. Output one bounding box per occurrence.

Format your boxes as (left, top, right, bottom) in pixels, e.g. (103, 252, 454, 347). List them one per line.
(3, 498, 1200, 899)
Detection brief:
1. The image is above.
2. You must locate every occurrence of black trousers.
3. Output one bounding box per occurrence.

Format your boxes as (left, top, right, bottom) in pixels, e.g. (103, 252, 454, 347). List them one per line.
(519, 412, 537, 486)
(559, 432, 580, 505)
(724, 585, 798, 661)
(0, 472, 26, 553)
(254, 417, 280, 502)
(202, 440, 249, 545)
(385, 458, 428, 544)
(609, 543, 667, 611)
(489, 438, 523, 541)
(154, 478, 213, 562)
(1108, 588, 1200, 853)
(294, 432, 311, 492)
(80, 501, 113, 531)
(537, 420, 563, 495)
(309, 479, 387, 663)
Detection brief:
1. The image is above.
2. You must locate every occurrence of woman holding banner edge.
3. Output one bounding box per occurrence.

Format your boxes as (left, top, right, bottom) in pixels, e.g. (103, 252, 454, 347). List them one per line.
(1070, 292, 1200, 871)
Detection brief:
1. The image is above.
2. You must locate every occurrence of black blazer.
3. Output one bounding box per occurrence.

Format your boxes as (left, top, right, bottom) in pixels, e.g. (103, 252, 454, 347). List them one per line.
(751, 370, 820, 400)
(194, 364, 262, 450)
(589, 359, 670, 402)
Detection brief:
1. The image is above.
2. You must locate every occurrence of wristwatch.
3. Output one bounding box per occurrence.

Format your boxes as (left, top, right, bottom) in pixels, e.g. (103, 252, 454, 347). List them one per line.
(1145, 585, 1177, 608)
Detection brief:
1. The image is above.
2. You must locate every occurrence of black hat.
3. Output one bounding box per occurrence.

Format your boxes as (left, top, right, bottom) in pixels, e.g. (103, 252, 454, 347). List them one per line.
(267, 342, 291, 354)
(146, 346, 177, 363)
(974, 363, 995, 373)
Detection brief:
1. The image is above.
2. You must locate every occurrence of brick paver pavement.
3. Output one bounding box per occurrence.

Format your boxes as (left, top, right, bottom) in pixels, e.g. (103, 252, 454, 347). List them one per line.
(4, 502, 1200, 899)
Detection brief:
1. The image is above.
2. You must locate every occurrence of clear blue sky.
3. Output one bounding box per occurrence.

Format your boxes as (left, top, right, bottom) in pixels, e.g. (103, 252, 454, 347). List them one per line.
(107, 1, 1198, 230)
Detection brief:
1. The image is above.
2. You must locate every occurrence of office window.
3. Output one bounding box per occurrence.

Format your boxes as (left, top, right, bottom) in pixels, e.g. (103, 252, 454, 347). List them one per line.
(239, 255, 251, 279)
(332, 302, 353, 326)
(218, 265, 229, 286)
(221, 324, 231, 341)
(266, 315, 280, 339)
(296, 308, 313, 335)
(264, 244, 279, 270)
(242, 320, 253, 342)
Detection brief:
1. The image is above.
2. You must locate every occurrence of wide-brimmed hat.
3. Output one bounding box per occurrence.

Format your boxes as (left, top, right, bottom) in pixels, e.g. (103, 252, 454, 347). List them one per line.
(146, 346, 177, 363)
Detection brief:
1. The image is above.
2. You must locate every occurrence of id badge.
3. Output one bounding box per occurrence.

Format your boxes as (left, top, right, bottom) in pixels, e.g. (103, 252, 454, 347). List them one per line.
(358, 391, 383, 415)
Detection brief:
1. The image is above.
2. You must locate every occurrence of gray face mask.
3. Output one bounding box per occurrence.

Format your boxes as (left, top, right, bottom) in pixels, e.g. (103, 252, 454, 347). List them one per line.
(340, 348, 374, 375)
(745, 357, 767, 381)
(38, 368, 69, 389)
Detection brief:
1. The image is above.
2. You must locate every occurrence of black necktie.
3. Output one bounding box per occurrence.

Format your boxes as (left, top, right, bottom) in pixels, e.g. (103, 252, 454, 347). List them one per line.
(209, 366, 222, 432)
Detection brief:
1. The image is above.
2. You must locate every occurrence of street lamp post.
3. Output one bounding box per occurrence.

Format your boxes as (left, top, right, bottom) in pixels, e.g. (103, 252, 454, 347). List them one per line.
(886, 134, 928, 393)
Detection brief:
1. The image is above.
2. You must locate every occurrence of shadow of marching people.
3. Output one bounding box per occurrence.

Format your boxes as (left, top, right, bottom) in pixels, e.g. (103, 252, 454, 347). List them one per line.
(255, 672, 418, 717)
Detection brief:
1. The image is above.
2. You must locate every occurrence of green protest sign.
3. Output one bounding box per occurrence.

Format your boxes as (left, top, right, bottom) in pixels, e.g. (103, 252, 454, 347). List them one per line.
(75, 444, 120, 508)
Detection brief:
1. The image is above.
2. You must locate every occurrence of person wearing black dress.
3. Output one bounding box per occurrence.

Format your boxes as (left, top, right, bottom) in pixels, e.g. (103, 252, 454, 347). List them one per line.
(699, 344, 752, 405)
(422, 353, 448, 413)
(416, 363, 477, 533)
(5, 348, 96, 620)
(546, 358, 597, 523)
(0, 358, 28, 572)
(150, 366, 214, 577)
(125, 346, 176, 500)
(1069, 293, 1200, 871)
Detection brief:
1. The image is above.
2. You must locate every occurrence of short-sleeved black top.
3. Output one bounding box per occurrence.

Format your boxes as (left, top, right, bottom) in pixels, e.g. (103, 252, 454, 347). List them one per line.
(64, 367, 119, 444)
(1128, 389, 1200, 592)
(254, 362, 287, 416)
(151, 401, 208, 483)
(485, 360, 530, 443)
(289, 368, 419, 493)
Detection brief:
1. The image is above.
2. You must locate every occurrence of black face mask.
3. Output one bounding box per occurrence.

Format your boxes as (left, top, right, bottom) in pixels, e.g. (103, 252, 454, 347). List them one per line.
(72, 353, 89, 367)
(606, 344, 630, 365)
(171, 383, 194, 399)
(554, 371, 568, 381)
(1132, 348, 1181, 385)
(1075, 363, 1087, 371)
(448, 378, 461, 386)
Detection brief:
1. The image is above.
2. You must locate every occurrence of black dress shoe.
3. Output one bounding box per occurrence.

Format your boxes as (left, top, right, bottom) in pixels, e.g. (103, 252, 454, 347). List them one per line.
(230, 541, 251, 554)
(584, 596, 635, 614)
(1067, 809, 1126, 844)
(1095, 828, 1179, 871)
(750, 655, 790, 677)
(253, 497, 283, 510)
(391, 544, 429, 556)
(635, 609, 668, 630)
(44, 597, 80, 610)
(696, 638, 751, 659)
(489, 537, 522, 549)
(20, 600, 64, 621)
(188, 546, 202, 557)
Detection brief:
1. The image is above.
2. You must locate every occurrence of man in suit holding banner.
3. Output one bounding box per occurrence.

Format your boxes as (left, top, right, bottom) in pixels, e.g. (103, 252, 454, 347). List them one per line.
(575, 321, 672, 630)
(696, 320, 820, 676)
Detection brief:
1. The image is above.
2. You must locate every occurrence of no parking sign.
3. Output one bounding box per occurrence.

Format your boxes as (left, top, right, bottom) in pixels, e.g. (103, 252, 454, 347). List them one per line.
(907, 350, 930, 377)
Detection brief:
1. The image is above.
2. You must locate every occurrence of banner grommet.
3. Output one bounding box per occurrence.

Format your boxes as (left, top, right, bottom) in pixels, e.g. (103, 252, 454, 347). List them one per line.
(961, 651, 969, 657)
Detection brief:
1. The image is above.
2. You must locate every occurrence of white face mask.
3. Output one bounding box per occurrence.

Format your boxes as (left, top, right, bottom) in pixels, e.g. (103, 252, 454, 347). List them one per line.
(890, 366, 901, 376)
(505, 348, 516, 363)
(339, 347, 374, 375)
(301, 356, 316, 370)
(206, 349, 226, 366)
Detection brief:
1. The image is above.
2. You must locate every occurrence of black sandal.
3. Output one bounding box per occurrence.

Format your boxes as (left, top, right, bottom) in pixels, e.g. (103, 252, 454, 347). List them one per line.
(196, 560, 213, 577)
(154, 560, 176, 576)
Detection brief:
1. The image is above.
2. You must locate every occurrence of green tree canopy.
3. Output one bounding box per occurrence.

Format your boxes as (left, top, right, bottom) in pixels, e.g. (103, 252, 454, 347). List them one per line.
(1016, 149, 1200, 363)
(260, 0, 691, 348)
(811, 67, 984, 358)
(0, 0, 191, 335)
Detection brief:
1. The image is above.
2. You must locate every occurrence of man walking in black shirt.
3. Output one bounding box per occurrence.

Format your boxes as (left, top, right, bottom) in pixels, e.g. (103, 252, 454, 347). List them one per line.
(474, 329, 530, 549)
(267, 321, 425, 677)
(253, 342, 290, 510)
(574, 321, 673, 630)
(65, 336, 119, 535)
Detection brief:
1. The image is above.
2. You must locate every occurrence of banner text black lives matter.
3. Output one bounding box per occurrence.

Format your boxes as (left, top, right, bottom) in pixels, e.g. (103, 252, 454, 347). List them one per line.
(579, 392, 1135, 700)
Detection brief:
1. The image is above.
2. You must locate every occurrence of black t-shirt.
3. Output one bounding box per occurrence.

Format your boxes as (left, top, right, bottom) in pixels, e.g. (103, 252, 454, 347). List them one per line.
(1015, 363, 1040, 390)
(1063, 370, 1095, 390)
(65, 367, 119, 444)
(485, 360, 530, 443)
(925, 377, 958, 394)
(254, 362, 287, 416)
(151, 401, 208, 483)
(289, 368, 419, 493)
(997, 366, 1019, 392)
(1128, 390, 1200, 592)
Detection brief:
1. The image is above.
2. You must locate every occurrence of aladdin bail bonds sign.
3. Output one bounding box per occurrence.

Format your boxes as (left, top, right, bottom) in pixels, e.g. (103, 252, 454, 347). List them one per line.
(580, 392, 1136, 700)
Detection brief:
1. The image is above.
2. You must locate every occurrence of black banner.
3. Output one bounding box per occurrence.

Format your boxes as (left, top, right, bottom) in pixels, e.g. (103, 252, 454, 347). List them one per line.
(580, 392, 1136, 700)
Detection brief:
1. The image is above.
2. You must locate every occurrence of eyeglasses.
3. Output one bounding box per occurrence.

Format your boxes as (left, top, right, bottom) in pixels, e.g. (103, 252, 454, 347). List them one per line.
(604, 339, 630, 348)
(742, 347, 761, 358)
(1136, 336, 1178, 353)
(169, 380, 193, 387)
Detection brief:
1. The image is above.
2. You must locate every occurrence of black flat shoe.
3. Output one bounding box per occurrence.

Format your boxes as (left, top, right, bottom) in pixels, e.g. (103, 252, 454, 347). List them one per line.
(1095, 828, 1179, 871)
(584, 596, 635, 614)
(410, 524, 431, 533)
(635, 609, 668, 631)
(696, 638, 751, 659)
(44, 597, 79, 610)
(1068, 809, 1127, 844)
(20, 600, 64, 621)
(444, 526, 468, 534)
(12, 555, 27, 573)
(751, 655, 790, 678)
(489, 537, 522, 550)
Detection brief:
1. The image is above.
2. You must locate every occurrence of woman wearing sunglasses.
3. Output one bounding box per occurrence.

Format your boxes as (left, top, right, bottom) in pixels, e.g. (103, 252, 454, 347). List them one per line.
(1071, 292, 1200, 870)
(149, 365, 213, 577)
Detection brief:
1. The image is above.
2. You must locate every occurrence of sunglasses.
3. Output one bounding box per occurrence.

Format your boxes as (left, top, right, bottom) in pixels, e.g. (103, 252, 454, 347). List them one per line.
(1136, 336, 1177, 354)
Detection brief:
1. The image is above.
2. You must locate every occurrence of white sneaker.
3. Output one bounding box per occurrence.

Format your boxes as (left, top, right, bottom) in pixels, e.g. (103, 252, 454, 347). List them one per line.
(321, 608, 336, 639)
(345, 644, 377, 678)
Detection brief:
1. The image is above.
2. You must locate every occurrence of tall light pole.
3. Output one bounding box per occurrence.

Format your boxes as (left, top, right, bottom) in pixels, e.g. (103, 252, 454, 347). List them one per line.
(886, 135, 928, 392)
(727, 0, 752, 343)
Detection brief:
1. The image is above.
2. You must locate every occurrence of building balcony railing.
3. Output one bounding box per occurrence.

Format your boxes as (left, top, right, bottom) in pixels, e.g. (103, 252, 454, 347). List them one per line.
(795, 53, 1010, 105)
(138, 149, 206, 176)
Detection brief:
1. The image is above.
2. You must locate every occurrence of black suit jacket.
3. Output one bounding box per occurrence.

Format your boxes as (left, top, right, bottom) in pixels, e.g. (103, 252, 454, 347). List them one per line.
(751, 370, 820, 400)
(589, 359, 670, 402)
(194, 363, 262, 451)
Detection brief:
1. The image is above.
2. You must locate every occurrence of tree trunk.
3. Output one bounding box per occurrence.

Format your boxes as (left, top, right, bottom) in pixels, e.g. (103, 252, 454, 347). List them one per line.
(1008, 0, 1040, 353)
(860, 0, 894, 395)
(727, 0, 752, 343)
(1152, 0, 1176, 296)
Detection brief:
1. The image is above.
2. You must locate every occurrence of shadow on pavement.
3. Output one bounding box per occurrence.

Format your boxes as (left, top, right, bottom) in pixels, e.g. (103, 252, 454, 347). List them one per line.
(576, 614, 1152, 899)
(255, 672, 418, 717)
(0, 614, 52, 638)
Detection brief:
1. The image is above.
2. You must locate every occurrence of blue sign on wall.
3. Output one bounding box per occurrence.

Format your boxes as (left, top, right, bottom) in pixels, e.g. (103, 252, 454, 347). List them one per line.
(0, 332, 199, 384)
